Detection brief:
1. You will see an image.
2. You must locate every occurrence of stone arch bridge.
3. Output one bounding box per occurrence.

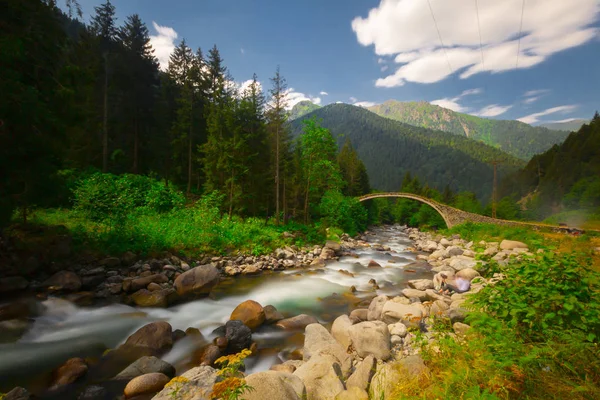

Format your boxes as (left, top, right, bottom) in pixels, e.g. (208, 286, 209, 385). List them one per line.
(358, 192, 559, 230)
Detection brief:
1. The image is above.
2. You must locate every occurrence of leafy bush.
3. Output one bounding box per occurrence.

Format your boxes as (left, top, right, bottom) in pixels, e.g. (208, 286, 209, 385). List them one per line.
(73, 173, 184, 222)
(319, 190, 367, 235)
(470, 253, 600, 342)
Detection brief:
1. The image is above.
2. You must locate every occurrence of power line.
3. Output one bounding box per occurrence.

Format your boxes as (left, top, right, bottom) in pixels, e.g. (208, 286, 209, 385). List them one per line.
(475, 0, 485, 71)
(427, 0, 453, 74)
(515, 0, 526, 68)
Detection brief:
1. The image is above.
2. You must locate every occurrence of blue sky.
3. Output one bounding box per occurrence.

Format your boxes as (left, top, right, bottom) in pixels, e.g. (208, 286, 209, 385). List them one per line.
(76, 0, 600, 125)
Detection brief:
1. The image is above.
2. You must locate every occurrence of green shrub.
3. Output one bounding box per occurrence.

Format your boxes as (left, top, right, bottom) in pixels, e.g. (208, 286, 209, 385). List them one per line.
(319, 190, 367, 235)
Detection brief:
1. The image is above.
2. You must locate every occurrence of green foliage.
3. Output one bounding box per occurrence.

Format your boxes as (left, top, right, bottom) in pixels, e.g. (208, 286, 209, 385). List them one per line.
(73, 173, 184, 222)
(369, 100, 570, 160)
(319, 190, 367, 236)
(470, 253, 600, 342)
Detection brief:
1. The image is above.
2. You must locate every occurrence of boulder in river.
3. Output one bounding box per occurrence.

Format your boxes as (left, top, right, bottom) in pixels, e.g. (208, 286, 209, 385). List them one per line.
(152, 366, 217, 400)
(123, 321, 173, 352)
(225, 320, 252, 354)
(293, 354, 345, 400)
(129, 274, 168, 292)
(244, 370, 306, 400)
(367, 295, 389, 321)
(348, 321, 391, 360)
(367, 260, 381, 268)
(50, 357, 88, 389)
(43, 271, 81, 292)
(381, 302, 423, 327)
(123, 372, 169, 398)
(173, 265, 219, 298)
(116, 356, 175, 380)
(275, 314, 318, 330)
(303, 323, 352, 378)
(331, 315, 353, 350)
(349, 308, 368, 323)
(346, 355, 376, 391)
(130, 288, 176, 308)
(263, 305, 284, 324)
(199, 344, 221, 366)
(230, 300, 266, 331)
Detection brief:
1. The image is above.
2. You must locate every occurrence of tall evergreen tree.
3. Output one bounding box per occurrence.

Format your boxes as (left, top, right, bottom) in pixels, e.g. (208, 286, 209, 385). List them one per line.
(338, 139, 370, 196)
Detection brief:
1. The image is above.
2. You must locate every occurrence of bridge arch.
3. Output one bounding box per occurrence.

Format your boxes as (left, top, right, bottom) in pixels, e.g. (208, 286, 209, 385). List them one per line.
(357, 192, 453, 228)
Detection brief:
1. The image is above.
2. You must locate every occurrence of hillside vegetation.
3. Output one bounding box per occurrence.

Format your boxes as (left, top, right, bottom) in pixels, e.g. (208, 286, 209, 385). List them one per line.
(290, 103, 523, 201)
(289, 100, 321, 120)
(368, 100, 569, 160)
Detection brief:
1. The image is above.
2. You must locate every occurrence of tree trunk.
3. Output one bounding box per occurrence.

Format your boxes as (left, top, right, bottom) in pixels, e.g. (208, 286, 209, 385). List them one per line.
(102, 53, 108, 172)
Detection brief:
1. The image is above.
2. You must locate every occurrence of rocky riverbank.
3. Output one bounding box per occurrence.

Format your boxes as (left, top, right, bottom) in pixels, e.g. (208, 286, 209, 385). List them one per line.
(1, 226, 534, 399)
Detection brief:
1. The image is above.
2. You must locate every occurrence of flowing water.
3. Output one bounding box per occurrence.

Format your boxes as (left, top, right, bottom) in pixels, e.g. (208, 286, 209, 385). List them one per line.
(0, 225, 431, 392)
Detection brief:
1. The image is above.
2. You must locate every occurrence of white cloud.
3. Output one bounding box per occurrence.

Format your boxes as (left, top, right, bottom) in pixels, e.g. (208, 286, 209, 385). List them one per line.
(524, 89, 550, 97)
(236, 79, 263, 98)
(284, 88, 322, 110)
(517, 105, 578, 124)
(355, 101, 377, 108)
(320, 91, 329, 96)
(523, 96, 540, 104)
(352, 0, 600, 87)
(150, 22, 178, 70)
(377, 58, 387, 64)
(381, 65, 389, 72)
(431, 88, 483, 112)
(476, 104, 513, 117)
(349, 96, 358, 103)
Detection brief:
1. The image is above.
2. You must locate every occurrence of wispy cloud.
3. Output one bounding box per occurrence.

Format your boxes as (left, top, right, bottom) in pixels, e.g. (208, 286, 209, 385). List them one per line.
(320, 91, 329, 96)
(517, 105, 578, 124)
(431, 88, 483, 112)
(355, 101, 377, 108)
(523, 89, 549, 105)
(476, 104, 513, 117)
(149, 22, 178, 70)
(284, 88, 322, 110)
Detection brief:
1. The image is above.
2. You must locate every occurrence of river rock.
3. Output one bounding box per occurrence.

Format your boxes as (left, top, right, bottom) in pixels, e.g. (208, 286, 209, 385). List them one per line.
(408, 279, 434, 291)
(173, 265, 219, 298)
(430, 299, 450, 316)
(199, 344, 221, 366)
(500, 240, 528, 250)
(447, 307, 468, 323)
(381, 302, 423, 327)
(449, 256, 478, 271)
(388, 322, 408, 337)
(130, 274, 168, 292)
(370, 355, 428, 399)
(99, 257, 121, 268)
(50, 358, 87, 389)
(440, 238, 451, 246)
(123, 372, 169, 398)
(263, 305, 284, 324)
(225, 320, 252, 353)
(348, 321, 390, 360)
(325, 240, 341, 252)
(319, 247, 336, 260)
(275, 314, 318, 330)
(367, 295, 389, 321)
(152, 366, 217, 400)
(453, 322, 471, 336)
(425, 288, 451, 303)
(331, 314, 353, 350)
(244, 371, 306, 400)
(346, 355, 375, 391)
(336, 387, 369, 400)
(349, 308, 368, 323)
(230, 300, 265, 331)
(401, 288, 428, 302)
(303, 323, 352, 377)
(367, 260, 381, 268)
(447, 246, 464, 256)
(456, 268, 480, 281)
(124, 321, 173, 352)
(3, 387, 31, 400)
(43, 271, 81, 291)
(294, 354, 345, 400)
(130, 288, 176, 308)
(310, 258, 326, 268)
(116, 356, 175, 380)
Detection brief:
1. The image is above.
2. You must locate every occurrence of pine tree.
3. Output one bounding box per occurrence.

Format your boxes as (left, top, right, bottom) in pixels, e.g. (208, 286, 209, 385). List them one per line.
(338, 139, 370, 196)
(90, 0, 117, 172)
(266, 66, 289, 224)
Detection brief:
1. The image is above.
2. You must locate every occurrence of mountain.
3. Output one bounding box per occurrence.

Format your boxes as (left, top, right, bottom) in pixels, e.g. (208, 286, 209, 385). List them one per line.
(501, 114, 600, 219)
(538, 119, 589, 132)
(289, 100, 321, 121)
(367, 100, 570, 160)
(290, 104, 524, 201)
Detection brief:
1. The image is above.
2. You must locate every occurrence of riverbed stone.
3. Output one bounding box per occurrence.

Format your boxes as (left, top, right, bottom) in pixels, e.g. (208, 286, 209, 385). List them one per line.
(449, 256, 478, 271)
(225, 320, 252, 353)
(303, 323, 352, 377)
(116, 356, 175, 380)
(453, 322, 471, 336)
(447, 246, 464, 256)
(367, 260, 381, 268)
(263, 305, 284, 324)
(275, 314, 318, 330)
(349, 308, 368, 323)
(151, 366, 217, 400)
(173, 265, 220, 298)
(130, 288, 176, 308)
(325, 240, 341, 252)
(3, 387, 31, 400)
(348, 321, 390, 360)
(199, 344, 221, 366)
(50, 358, 88, 389)
(367, 295, 389, 321)
(43, 271, 81, 291)
(401, 288, 428, 302)
(500, 240, 528, 250)
(123, 372, 169, 397)
(388, 322, 408, 338)
(244, 371, 306, 400)
(430, 299, 450, 317)
(230, 300, 265, 331)
(331, 314, 353, 350)
(124, 321, 173, 352)
(130, 274, 168, 292)
(381, 302, 423, 327)
(294, 354, 345, 400)
(407, 279, 434, 291)
(319, 247, 336, 260)
(346, 355, 375, 391)
(456, 268, 480, 281)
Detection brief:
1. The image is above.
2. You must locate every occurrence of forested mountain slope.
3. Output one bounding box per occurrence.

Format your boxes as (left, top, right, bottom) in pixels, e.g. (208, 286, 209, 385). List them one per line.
(368, 100, 569, 160)
(500, 113, 600, 218)
(289, 100, 321, 120)
(290, 104, 524, 201)
(538, 119, 589, 132)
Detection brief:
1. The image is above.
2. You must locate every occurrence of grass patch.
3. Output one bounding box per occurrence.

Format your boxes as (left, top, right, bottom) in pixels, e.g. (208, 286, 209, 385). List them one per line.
(440, 222, 546, 250)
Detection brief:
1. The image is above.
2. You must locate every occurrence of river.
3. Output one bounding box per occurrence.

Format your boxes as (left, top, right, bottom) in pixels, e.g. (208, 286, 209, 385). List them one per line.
(0, 225, 431, 394)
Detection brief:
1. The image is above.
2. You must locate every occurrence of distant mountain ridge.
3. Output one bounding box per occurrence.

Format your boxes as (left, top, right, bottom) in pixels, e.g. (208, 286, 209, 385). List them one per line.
(289, 103, 524, 201)
(538, 119, 589, 132)
(367, 100, 570, 160)
(289, 100, 321, 121)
